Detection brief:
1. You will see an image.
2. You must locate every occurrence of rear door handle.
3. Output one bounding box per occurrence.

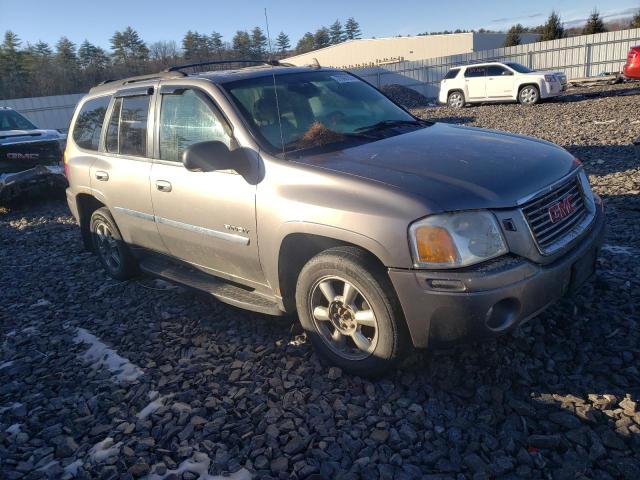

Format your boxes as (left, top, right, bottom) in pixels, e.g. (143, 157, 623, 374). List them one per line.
(95, 171, 109, 181)
(155, 180, 172, 192)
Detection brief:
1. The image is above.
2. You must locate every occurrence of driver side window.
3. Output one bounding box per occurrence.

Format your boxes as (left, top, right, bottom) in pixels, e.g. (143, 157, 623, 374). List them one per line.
(159, 89, 230, 163)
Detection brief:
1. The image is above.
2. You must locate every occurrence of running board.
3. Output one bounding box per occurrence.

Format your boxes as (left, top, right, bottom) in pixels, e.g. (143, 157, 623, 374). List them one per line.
(139, 257, 284, 316)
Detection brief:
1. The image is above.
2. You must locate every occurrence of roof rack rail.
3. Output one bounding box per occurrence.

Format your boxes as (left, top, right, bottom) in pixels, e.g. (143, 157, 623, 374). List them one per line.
(89, 71, 186, 93)
(166, 59, 286, 73)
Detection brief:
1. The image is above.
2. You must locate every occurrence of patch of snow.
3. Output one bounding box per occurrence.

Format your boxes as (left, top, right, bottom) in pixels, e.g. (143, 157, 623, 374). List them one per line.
(5, 423, 21, 435)
(22, 326, 38, 334)
(602, 244, 634, 256)
(89, 437, 122, 463)
(145, 452, 252, 480)
(0, 402, 23, 414)
(6, 330, 16, 336)
(37, 460, 59, 472)
(74, 328, 143, 383)
(63, 459, 83, 476)
(31, 299, 51, 307)
(0, 360, 15, 370)
(137, 394, 173, 420)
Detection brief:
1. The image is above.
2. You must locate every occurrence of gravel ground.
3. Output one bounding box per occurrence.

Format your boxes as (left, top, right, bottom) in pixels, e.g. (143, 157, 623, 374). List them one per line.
(1, 84, 639, 480)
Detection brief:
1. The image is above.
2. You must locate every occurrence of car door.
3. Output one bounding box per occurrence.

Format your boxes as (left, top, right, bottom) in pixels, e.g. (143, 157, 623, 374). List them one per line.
(149, 85, 265, 287)
(486, 65, 515, 98)
(464, 66, 487, 99)
(89, 86, 167, 253)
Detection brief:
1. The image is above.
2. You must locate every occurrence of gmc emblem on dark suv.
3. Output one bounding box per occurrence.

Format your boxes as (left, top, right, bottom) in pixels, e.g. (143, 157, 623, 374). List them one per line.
(548, 194, 575, 223)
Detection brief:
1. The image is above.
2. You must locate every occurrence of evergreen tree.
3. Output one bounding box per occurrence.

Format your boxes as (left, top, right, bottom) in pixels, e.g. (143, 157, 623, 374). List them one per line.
(210, 32, 223, 52)
(583, 9, 606, 35)
(232, 31, 251, 57)
(503, 24, 524, 47)
(78, 40, 107, 69)
(329, 20, 344, 44)
(275, 32, 290, 53)
(182, 31, 198, 60)
(632, 10, 640, 28)
(344, 17, 362, 40)
(250, 26, 268, 57)
(0, 31, 27, 99)
(55, 37, 78, 67)
(313, 27, 331, 49)
(32, 41, 52, 57)
(541, 11, 565, 41)
(110, 27, 148, 64)
(295, 32, 315, 54)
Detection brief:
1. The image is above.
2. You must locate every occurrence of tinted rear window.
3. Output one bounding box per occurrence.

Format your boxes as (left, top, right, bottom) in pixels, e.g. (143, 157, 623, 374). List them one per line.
(487, 65, 510, 76)
(444, 68, 460, 80)
(464, 67, 486, 78)
(0, 109, 37, 131)
(72, 96, 110, 151)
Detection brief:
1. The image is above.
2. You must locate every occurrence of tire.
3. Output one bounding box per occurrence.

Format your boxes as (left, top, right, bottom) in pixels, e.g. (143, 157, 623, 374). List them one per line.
(295, 246, 410, 377)
(518, 85, 540, 105)
(90, 207, 138, 280)
(447, 91, 465, 108)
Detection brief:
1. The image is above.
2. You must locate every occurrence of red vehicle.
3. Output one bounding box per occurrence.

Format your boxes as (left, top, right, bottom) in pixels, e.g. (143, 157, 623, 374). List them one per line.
(623, 46, 640, 79)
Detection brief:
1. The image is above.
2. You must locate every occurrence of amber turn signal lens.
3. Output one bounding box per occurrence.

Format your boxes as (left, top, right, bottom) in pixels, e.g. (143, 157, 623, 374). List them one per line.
(414, 226, 458, 264)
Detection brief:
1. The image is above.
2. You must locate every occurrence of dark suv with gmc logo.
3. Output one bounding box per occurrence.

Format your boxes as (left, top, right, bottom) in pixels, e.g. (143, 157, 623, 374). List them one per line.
(0, 107, 66, 202)
(65, 61, 605, 376)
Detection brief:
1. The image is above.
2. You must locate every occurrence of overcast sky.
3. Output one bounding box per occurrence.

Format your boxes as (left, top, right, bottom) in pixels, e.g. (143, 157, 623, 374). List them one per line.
(1, 0, 638, 49)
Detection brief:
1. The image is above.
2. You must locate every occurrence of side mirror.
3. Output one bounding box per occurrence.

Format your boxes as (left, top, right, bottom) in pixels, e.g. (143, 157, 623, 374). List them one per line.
(182, 141, 238, 173)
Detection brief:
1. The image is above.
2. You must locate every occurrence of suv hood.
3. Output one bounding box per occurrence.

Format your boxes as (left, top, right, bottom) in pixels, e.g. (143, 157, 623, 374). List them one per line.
(296, 123, 578, 212)
(0, 129, 62, 145)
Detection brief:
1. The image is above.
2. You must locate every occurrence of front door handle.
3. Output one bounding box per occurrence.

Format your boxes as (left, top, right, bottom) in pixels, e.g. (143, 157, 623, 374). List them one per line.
(155, 180, 172, 192)
(95, 171, 109, 181)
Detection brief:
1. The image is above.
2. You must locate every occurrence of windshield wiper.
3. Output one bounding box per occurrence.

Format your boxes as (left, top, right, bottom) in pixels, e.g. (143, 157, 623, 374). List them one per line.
(354, 119, 426, 133)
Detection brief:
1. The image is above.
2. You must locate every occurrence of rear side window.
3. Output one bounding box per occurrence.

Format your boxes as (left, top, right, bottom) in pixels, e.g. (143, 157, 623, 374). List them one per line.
(105, 95, 151, 157)
(159, 89, 230, 162)
(72, 97, 110, 150)
(464, 67, 486, 78)
(444, 68, 460, 80)
(487, 65, 511, 76)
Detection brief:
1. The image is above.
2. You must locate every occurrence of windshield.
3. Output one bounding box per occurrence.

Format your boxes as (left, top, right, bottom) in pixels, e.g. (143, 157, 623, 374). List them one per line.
(0, 109, 37, 131)
(505, 62, 533, 74)
(223, 71, 419, 154)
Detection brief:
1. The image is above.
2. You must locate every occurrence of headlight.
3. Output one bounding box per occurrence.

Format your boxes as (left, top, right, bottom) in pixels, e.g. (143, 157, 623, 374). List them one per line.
(578, 170, 596, 212)
(409, 211, 508, 268)
(544, 74, 556, 82)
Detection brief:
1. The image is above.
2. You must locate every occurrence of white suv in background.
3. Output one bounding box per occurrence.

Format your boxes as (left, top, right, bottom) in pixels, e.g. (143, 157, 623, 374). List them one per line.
(439, 62, 567, 108)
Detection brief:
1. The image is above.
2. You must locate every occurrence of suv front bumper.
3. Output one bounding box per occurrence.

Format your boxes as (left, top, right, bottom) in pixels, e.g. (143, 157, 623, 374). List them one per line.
(389, 199, 605, 348)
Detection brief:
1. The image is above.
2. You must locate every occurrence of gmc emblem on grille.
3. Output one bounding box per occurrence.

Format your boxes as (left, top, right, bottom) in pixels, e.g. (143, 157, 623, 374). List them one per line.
(548, 194, 575, 223)
(7, 152, 39, 160)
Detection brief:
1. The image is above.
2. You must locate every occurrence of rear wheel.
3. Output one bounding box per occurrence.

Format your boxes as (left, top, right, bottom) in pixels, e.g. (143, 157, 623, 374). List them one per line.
(447, 91, 465, 108)
(518, 85, 540, 105)
(90, 207, 138, 280)
(295, 247, 410, 377)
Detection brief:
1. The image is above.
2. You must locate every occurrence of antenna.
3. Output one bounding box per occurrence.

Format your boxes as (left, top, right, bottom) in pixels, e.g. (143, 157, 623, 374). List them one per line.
(264, 7, 274, 58)
(264, 7, 286, 156)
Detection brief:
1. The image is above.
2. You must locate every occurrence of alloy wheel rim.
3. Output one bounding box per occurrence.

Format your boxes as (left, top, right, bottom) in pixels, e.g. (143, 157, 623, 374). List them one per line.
(521, 87, 537, 104)
(95, 221, 121, 272)
(309, 276, 379, 361)
(450, 93, 463, 108)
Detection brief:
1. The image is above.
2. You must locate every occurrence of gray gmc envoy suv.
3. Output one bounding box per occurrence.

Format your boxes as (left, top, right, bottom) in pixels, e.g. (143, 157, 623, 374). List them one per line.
(65, 61, 605, 376)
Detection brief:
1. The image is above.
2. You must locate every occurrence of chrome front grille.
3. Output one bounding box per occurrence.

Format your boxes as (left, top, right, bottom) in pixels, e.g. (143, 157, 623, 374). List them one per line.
(522, 175, 588, 254)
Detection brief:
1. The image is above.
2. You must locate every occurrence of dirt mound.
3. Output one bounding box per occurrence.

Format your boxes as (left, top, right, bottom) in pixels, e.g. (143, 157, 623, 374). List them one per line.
(380, 84, 431, 108)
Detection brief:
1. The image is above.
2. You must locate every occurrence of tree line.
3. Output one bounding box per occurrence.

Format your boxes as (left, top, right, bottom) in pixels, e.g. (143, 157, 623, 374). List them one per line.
(503, 9, 640, 47)
(0, 18, 362, 100)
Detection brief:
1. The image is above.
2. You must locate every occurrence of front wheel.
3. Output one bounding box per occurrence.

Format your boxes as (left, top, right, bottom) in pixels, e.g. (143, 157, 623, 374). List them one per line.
(90, 207, 138, 280)
(518, 85, 540, 105)
(295, 247, 410, 377)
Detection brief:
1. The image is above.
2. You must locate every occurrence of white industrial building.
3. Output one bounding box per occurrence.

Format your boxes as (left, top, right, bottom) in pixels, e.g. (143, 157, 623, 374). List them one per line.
(285, 32, 541, 68)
